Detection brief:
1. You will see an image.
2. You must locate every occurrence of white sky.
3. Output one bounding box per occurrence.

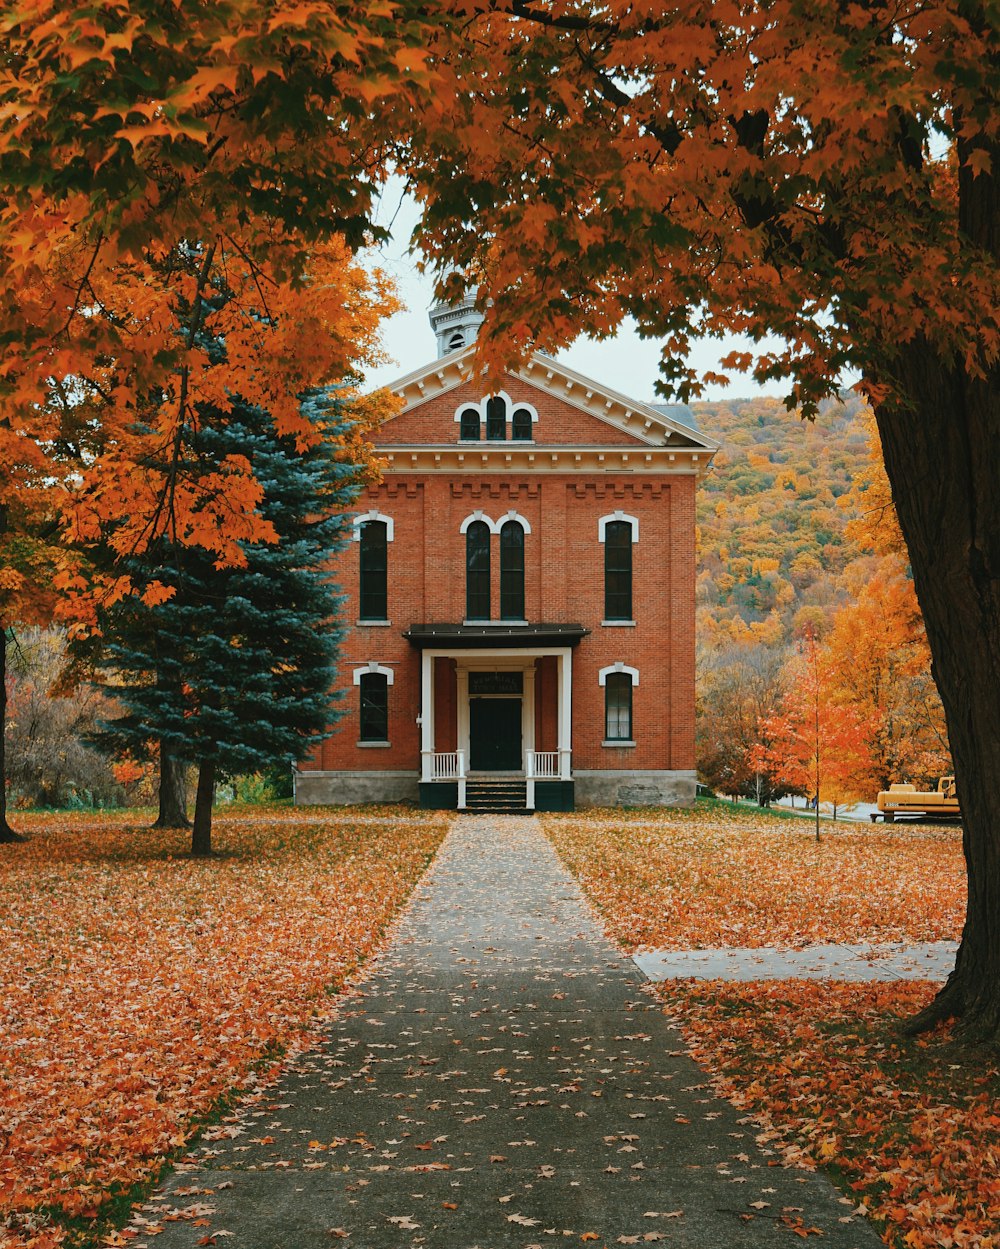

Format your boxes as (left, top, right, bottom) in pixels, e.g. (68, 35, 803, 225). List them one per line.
(363, 180, 788, 405)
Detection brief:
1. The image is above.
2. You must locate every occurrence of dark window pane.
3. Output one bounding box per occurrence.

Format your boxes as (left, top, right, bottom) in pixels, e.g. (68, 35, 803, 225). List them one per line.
(512, 408, 533, 440)
(359, 672, 389, 741)
(359, 520, 388, 620)
(499, 521, 525, 620)
(486, 395, 507, 440)
(604, 521, 633, 620)
(605, 673, 633, 740)
(459, 407, 481, 440)
(466, 520, 491, 620)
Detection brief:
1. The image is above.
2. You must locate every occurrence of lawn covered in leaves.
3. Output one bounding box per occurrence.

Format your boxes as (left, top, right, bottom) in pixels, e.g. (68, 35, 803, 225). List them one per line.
(660, 981, 1000, 1249)
(542, 799, 965, 950)
(542, 802, 994, 1248)
(0, 807, 449, 1249)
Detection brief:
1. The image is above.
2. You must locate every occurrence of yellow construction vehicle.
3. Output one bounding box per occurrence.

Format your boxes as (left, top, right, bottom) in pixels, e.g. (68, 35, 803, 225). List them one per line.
(872, 776, 959, 822)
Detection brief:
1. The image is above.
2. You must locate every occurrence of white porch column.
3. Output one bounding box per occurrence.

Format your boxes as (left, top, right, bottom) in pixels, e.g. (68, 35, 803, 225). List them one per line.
(420, 651, 434, 782)
(557, 649, 573, 780)
(522, 663, 536, 763)
(456, 666, 470, 764)
(524, 662, 537, 808)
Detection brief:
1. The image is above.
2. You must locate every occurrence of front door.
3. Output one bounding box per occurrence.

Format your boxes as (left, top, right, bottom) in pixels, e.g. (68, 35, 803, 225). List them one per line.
(470, 698, 522, 771)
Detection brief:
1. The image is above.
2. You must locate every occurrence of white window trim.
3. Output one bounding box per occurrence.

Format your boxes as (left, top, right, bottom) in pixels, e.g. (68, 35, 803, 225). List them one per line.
(598, 511, 639, 543)
(498, 510, 532, 534)
(509, 399, 539, 424)
(460, 510, 501, 535)
(598, 662, 640, 686)
(453, 391, 539, 424)
(352, 510, 394, 542)
(352, 662, 395, 686)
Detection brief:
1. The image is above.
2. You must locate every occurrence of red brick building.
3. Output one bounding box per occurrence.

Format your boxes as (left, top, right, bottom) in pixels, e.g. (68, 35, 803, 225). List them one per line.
(294, 298, 717, 811)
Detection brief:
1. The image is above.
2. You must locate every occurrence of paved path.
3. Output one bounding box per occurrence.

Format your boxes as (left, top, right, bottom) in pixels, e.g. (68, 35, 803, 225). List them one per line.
(635, 940, 958, 982)
(136, 816, 879, 1248)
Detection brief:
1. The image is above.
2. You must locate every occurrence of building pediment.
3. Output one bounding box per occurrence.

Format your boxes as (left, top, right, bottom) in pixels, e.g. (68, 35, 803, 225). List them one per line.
(382, 346, 719, 457)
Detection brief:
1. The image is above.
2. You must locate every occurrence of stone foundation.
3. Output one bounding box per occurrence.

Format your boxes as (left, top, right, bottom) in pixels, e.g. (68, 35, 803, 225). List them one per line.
(293, 770, 419, 806)
(573, 769, 697, 808)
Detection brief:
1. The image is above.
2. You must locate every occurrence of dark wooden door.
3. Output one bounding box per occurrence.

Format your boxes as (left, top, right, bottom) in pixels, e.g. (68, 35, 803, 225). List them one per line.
(470, 698, 522, 771)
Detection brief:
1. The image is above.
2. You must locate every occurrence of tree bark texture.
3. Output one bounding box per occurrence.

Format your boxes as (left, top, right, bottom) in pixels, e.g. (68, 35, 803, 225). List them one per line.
(154, 746, 190, 829)
(191, 759, 215, 856)
(875, 341, 1000, 1042)
(0, 630, 24, 844)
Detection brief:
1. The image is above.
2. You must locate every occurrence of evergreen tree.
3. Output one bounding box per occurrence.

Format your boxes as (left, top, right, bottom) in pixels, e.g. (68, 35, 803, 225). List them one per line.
(98, 388, 358, 854)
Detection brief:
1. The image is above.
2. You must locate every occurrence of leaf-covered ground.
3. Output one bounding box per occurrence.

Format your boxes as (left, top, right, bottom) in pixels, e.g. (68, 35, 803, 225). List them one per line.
(0, 807, 449, 1248)
(658, 981, 1000, 1249)
(542, 803, 995, 1248)
(542, 800, 965, 950)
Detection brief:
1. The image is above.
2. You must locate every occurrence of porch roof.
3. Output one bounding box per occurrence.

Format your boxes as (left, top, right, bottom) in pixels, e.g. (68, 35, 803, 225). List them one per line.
(404, 622, 589, 649)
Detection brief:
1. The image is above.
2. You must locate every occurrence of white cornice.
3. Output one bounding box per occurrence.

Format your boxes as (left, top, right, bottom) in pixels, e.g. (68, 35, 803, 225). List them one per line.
(373, 444, 710, 476)
(383, 347, 719, 457)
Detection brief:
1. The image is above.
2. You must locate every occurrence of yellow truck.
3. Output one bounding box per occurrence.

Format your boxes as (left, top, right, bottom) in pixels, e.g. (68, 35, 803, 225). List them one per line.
(872, 776, 960, 822)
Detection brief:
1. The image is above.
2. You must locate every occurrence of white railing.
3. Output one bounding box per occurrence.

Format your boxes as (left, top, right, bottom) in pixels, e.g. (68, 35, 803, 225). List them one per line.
(432, 750, 466, 780)
(526, 751, 559, 779)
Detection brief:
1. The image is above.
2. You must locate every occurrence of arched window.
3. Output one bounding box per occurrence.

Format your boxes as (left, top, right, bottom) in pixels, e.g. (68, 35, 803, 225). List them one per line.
(499, 520, 525, 620)
(447, 330, 465, 352)
(466, 520, 491, 620)
(359, 520, 388, 620)
(604, 672, 634, 741)
(459, 407, 481, 440)
(486, 395, 507, 440)
(511, 407, 533, 441)
(359, 672, 389, 742)
(604, 520, 633, 621)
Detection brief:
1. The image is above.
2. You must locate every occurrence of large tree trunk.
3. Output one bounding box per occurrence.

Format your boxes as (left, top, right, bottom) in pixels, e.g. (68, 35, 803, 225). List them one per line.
(154, 745, 190, 828)
(191, 759, 215, 857)
(0, 628, 25, 844)
(874, 340, 1000, 1042)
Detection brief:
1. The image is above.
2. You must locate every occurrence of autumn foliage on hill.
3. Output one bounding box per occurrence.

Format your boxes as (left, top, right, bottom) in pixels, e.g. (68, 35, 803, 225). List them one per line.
(0, 808, 449, 1249)
(694, 396, 949, 805)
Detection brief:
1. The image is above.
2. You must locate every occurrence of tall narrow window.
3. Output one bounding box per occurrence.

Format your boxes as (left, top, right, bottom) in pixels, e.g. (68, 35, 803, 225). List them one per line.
(459, 407, 481, 440)
(466, 520, 491, 620)
(512, 407, 533, 441)
(605, 672, 633, 741)
(604, 521, 633, 621)
(486, 395, 507, 440)
(499, 520, 525, 620)
(359, 520, 388, 620)
(359, 672, 389, 741)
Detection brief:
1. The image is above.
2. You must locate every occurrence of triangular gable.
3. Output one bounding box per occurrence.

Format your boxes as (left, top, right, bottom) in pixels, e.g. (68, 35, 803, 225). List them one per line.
(381, 346, 719, 454)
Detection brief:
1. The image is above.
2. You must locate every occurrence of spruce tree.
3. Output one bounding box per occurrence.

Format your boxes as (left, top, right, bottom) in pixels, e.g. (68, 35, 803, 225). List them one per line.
(98, 388, 357, 854)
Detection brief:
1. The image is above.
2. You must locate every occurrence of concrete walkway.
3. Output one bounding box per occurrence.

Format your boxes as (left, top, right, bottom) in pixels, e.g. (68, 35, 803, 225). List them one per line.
(134, 815, 880, 1248)
(635, 941, 958, 983)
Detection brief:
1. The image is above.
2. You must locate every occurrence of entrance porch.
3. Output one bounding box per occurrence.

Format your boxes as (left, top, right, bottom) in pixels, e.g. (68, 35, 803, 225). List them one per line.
(404, 624, 586, 812)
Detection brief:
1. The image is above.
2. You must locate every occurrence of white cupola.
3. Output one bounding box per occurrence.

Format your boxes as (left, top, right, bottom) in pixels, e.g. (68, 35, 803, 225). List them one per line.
(428, 288, 484, 358)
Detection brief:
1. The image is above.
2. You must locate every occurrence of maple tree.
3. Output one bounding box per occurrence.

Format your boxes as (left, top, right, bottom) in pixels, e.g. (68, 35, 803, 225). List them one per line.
(752, 627, 872, 835)
(2, 0, 417, 840)
(404, 0, 999, 1038)
(824, 564, 951, 790)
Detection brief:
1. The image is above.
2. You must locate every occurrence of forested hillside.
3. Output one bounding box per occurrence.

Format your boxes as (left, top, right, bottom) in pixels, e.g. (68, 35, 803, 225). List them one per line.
(694, 392, 870, 642)
(690, 395, 950, 803)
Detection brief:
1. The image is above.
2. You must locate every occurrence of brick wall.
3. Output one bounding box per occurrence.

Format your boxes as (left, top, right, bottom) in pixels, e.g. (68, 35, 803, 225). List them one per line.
(300, 469, 697, 776)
